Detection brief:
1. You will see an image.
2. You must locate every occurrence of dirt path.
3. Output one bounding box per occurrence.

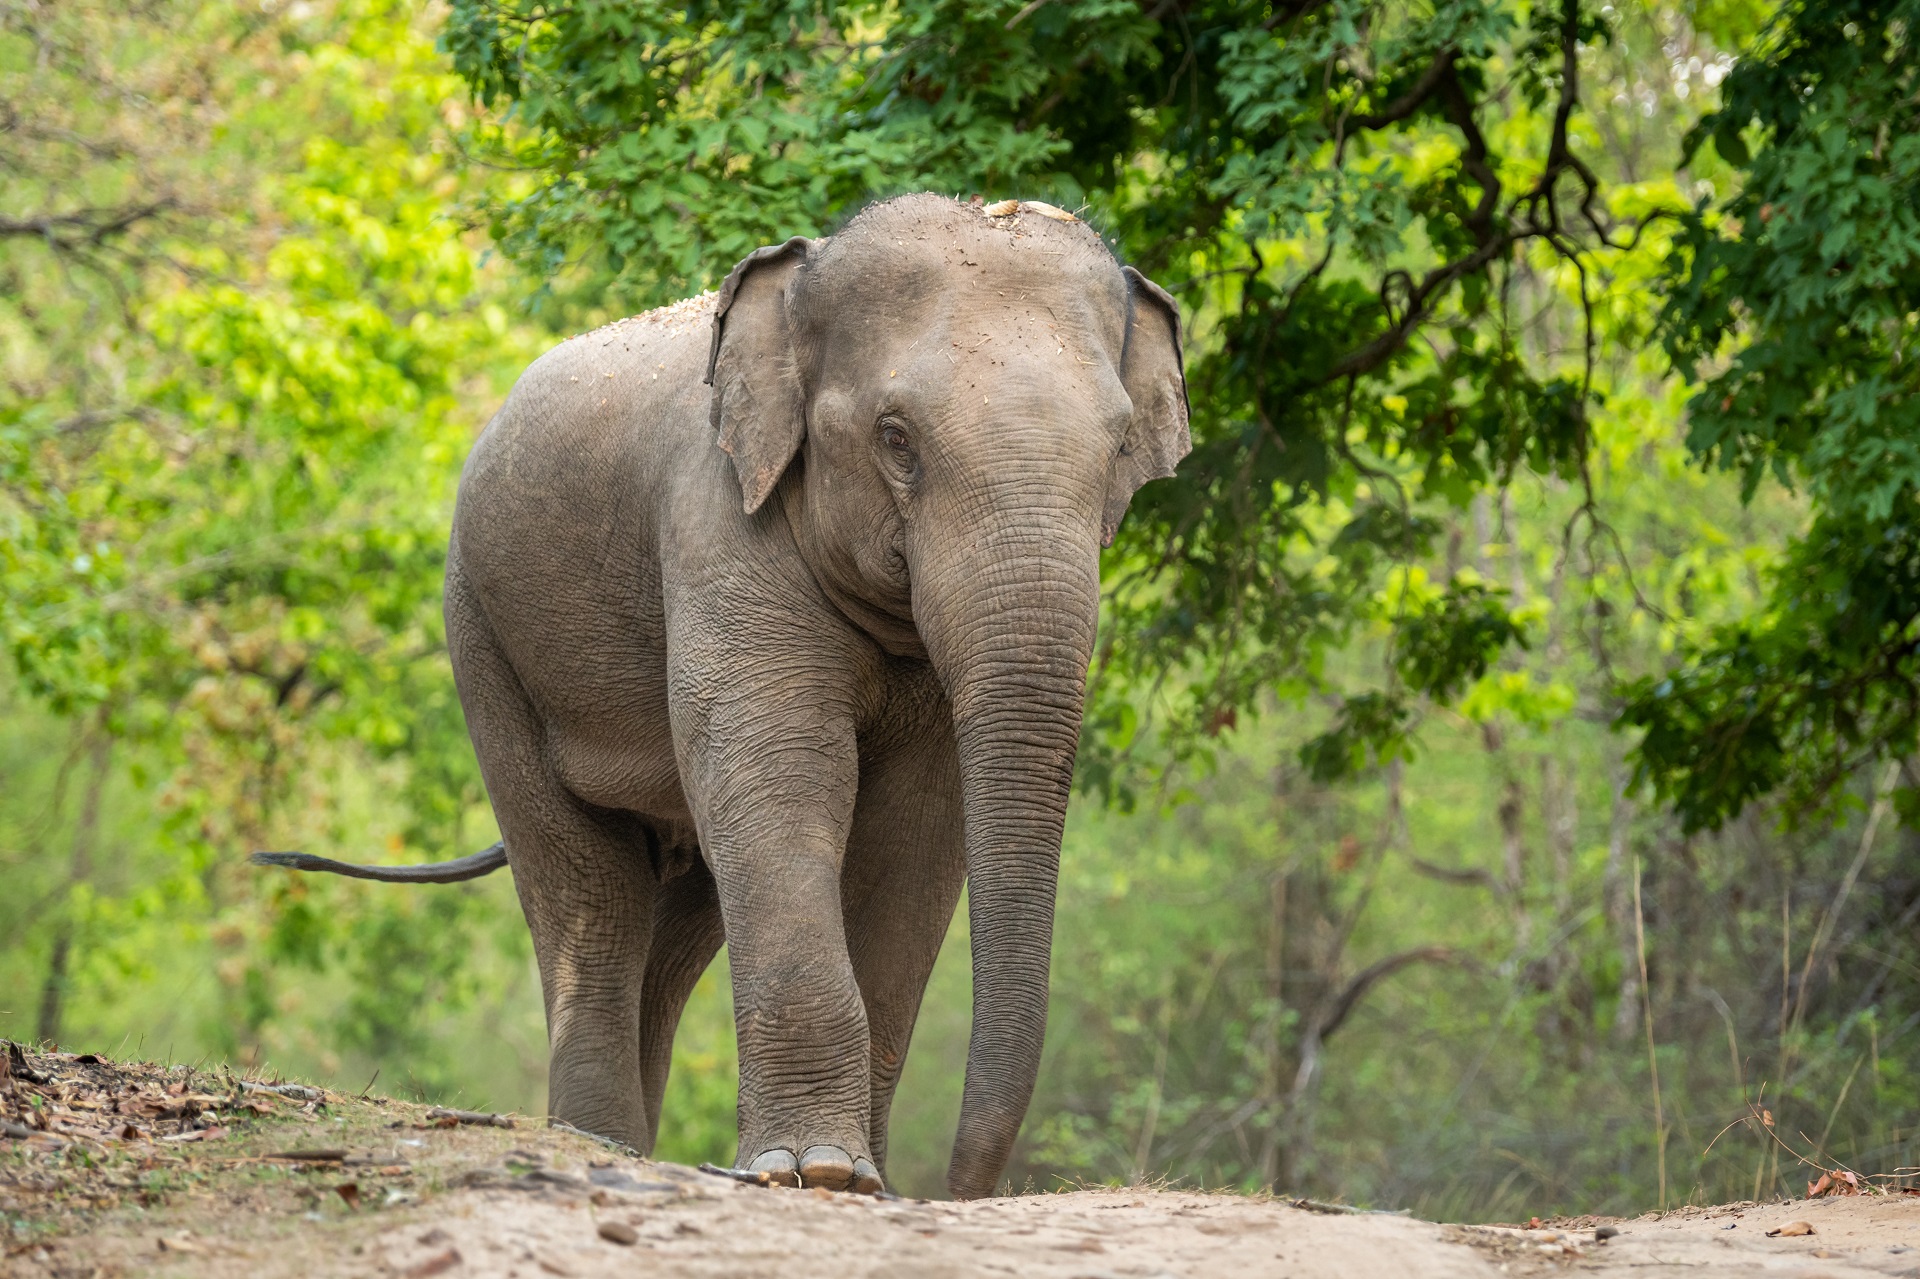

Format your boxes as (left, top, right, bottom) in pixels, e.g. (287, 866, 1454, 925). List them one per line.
(5, 1048, 1919, 1278)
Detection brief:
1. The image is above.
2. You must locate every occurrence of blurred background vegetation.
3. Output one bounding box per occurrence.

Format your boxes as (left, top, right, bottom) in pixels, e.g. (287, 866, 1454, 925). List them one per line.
(6, 0, 1920, 1219)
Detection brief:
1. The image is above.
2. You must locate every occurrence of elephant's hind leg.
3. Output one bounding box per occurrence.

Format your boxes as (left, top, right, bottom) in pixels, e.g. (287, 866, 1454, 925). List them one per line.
(637, 856, 725, 1154)
(448, 564, 656, 1151)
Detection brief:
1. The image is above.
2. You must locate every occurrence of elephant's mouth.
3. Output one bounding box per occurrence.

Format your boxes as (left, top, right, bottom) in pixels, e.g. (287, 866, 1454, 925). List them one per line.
(815, 570, 927, 660)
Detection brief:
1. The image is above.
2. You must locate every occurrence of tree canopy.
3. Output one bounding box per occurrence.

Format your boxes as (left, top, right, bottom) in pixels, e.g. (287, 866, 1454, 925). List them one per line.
(1, 0, 538, 1074)
(1626, 0, 1920, 831)
(440, 0, 1910, 827)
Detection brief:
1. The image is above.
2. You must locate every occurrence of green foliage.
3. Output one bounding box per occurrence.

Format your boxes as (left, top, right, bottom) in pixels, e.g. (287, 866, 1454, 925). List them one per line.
(1300, 572, 1531, 781)
(1627, 0, 1920, 830)
(1300, 692, 1416, 783)
(439, 0, 1084, 301)
(1017, 713, 1920, 1214)
(0, 0, 545, 1095)
(995, 437, 1920, 1211)
(1397, 578, 1530, 700)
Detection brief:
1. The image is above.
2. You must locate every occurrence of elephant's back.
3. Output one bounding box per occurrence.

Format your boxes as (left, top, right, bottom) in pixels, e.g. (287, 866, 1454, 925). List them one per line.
(455, 291, 718, 591)
(461, 292, 718, 517)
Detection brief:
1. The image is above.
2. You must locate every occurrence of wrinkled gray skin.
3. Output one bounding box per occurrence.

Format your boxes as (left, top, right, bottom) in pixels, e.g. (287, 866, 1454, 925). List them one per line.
(448, 194, 1189, 1199)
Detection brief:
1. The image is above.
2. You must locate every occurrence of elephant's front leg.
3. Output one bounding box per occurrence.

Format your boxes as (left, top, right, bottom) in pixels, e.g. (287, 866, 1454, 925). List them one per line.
(842, 672, 966, 1181)
(673, 655, 877, 1191)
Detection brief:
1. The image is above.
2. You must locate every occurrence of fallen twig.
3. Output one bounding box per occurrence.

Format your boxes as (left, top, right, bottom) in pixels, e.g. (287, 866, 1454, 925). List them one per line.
(425, 1107, 512, 1128)
(4, 1042, 49, 1086)
(241, 1081, 324, 1102)
(698, 1162, 773, 1187)
(1290, 1197, 1412, 1217)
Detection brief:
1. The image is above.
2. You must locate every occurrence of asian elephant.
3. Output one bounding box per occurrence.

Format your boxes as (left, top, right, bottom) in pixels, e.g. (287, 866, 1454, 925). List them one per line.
(254, 193, 1190, 1199)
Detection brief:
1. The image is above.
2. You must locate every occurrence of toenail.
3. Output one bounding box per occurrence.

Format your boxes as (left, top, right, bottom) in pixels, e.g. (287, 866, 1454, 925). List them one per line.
(798, 1145, 855, 1190)
(746, 1148, 800, 1187)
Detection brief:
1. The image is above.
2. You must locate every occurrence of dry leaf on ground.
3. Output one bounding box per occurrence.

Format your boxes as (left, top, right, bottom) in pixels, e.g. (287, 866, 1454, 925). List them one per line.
(1807, 1168, 1863, 1197)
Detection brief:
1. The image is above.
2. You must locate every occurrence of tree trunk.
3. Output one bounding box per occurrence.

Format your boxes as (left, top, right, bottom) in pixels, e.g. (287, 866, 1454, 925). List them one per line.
(1499, 772, 1530, 956)
(36, 732, 111, 1046)
(1605, 759, 1641, 1043)
(1258, 861, 1289, 1188)
(1543, 753, 1575, 917)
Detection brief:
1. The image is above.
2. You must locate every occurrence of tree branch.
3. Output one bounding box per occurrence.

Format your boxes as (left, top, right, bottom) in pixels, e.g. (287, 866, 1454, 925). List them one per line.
(1323, 232, 1511, 382)
(1437, 63, 1501, 240)
(1407, 857, 1499, 889)
(0, 201, 174, 253)
(1348, 48, 1456, 131)
(1317, 945, 1460, 1042)
(1262, 0, 1331, 31)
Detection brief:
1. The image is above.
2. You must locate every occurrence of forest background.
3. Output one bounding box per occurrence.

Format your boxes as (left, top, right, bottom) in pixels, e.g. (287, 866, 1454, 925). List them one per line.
(6, 0, 1920, 1218)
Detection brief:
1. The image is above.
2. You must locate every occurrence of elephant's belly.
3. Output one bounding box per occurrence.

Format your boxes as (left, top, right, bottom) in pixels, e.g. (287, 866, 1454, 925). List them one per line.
(539, 683, 691, 825)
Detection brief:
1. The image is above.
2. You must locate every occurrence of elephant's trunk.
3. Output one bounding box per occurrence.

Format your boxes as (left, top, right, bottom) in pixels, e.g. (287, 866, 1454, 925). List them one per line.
(911, 494, 1101, 1200)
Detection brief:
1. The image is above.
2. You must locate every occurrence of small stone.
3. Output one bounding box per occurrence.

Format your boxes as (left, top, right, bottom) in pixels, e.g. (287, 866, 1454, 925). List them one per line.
(597, 1220, 639, 1246)
(403, 1248, 461, 1278)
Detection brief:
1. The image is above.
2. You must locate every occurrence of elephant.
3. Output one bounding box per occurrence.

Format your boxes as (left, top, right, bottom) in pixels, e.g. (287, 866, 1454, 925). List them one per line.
(253, 193, 1190, 1199)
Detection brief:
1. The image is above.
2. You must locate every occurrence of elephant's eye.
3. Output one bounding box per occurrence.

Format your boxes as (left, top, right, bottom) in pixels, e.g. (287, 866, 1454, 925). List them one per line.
(880, 422, 911, 453)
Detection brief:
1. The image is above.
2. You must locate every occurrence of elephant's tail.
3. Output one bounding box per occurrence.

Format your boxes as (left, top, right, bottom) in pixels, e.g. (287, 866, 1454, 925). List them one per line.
(250, 842, 508, 883)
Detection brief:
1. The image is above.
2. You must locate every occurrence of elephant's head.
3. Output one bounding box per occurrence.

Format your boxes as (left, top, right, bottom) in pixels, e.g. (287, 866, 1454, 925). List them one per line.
(705, 194, 1189, 1198)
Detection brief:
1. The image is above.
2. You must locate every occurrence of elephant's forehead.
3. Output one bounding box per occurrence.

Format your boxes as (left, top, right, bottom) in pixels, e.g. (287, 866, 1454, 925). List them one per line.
(807, 236, 1127, 365)
(812, 202, 1124, 317)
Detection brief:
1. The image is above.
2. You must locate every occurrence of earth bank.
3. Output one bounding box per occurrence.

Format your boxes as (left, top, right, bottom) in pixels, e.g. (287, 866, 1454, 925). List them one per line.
(4, 1048, 1916, 1278)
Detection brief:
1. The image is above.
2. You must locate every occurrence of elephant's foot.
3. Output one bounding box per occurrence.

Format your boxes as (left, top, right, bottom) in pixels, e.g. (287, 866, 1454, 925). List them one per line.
(742, 1145, 884, 1194)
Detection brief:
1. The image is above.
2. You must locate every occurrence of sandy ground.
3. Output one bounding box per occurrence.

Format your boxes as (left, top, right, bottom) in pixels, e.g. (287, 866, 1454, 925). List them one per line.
(6, 1048, 1920, 1278)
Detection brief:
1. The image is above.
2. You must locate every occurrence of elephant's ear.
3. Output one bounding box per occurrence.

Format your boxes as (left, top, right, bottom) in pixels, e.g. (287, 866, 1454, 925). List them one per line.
(705, 236, 813, 515)
(1105, 265, 1192, 546)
